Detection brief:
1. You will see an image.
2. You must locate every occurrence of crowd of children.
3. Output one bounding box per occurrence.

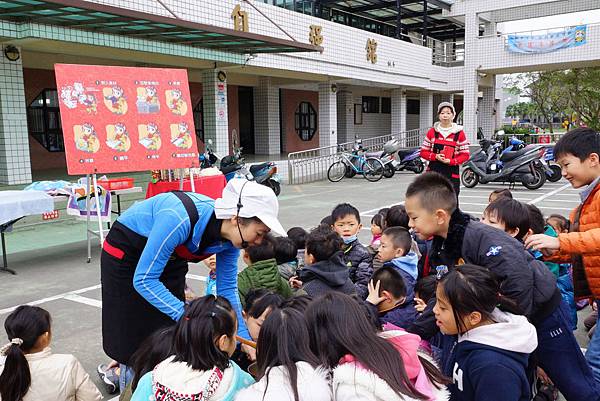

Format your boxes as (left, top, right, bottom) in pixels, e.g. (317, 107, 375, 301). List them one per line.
(2, 127, 600, 401)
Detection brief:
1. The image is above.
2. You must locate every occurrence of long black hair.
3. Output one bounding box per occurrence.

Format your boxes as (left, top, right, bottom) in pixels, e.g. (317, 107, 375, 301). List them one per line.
(256, 308, 320, 401)
(173, 295, 236, 371)
(130, 325, 175, 390)
(305, 292, 445, 400)
(0, 305, 51, 401)
(438, 264, 522, 334)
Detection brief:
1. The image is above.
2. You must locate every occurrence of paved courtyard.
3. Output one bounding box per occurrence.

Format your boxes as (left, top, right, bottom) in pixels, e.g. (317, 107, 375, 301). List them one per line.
(0, 173, 588, 400)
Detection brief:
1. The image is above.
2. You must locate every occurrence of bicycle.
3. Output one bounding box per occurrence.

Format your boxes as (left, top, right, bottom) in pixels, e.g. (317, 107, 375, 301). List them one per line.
(327, 149, 385, 182)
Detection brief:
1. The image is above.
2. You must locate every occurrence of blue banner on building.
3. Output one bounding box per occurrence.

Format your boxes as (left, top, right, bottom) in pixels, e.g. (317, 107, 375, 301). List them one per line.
(507, 25, 587, 54)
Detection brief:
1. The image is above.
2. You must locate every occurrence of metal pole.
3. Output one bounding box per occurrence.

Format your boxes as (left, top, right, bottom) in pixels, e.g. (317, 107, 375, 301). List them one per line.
(396, 0, 402, 39)
(422, 0, 428, 43)
(92, 173, 104, 246)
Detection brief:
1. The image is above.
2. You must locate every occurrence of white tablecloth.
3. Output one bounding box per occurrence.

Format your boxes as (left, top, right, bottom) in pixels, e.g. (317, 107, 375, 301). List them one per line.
(0, 190, 54, 226)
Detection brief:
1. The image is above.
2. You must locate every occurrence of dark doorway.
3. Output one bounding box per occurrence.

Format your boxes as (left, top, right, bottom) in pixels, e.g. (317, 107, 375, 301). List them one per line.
(238, 86, 255, 153)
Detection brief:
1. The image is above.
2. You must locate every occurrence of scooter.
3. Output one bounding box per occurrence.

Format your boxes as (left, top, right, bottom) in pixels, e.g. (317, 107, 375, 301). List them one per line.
(365, 138, 403, 178)
(496, 133, 561, 182)
(461, 138, 546, 190)
(395, 147, 425, 174)
(199, 140, 218, 168)
(248, 161, 281, 196)
(218, 145, 281, 196)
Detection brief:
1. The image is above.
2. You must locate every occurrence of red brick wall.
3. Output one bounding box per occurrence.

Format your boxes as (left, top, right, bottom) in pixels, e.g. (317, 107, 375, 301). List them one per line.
(281, 89, 319, 153)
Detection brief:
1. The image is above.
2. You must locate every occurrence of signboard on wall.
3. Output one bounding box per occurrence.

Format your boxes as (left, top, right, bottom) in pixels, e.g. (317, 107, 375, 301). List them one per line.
(55, 64, 199, 175)
(507, 25, 587, 54)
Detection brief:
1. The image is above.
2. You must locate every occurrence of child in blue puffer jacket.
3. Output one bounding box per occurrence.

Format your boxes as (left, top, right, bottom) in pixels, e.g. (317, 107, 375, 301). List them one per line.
(367, 227, 418, 328)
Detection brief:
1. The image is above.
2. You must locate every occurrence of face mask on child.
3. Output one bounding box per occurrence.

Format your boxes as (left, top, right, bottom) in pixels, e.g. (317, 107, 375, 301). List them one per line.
(343, 235, 358, 244)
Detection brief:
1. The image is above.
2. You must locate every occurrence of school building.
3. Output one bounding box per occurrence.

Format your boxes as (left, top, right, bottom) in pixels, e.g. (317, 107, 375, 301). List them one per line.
(1, 0, 599, 185)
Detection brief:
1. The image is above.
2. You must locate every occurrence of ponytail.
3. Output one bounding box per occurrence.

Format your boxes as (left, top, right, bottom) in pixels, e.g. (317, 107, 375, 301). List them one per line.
(173, 295, 236, 372)
(439, 264, 521, 334)
(0, 306, 51, 401)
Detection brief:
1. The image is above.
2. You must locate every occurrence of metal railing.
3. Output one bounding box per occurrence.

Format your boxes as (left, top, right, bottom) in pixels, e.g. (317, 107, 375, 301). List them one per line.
(287, 129, 423, 185)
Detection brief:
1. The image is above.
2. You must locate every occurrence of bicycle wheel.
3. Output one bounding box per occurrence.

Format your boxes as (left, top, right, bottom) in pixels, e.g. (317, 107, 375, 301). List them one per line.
(327, 161, 347, 182)
(361, 157, 385, 182)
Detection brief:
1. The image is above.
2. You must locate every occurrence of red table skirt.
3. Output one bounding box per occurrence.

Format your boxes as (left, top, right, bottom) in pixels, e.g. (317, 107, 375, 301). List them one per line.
(146, 175, 227, 200)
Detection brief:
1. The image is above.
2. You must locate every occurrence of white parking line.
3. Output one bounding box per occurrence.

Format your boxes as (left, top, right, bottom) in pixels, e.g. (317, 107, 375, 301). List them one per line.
(0, 273, 209, 315)
(360, 201, 404, 216)
(528, 183, 572, 205)
(62, 294, 102, 308)
(0, 284, 101, 315)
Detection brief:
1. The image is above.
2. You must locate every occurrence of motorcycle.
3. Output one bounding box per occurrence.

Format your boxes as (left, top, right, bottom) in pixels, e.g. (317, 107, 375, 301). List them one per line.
(218, 144, 281, 196)
(365, 138, 403, 178)
(248, 161, 281, 196)
(199, 140, 218, 168)
(498, 134, 561, 183)
(461, 138, 547, 190)
(394, 147, 425, 174)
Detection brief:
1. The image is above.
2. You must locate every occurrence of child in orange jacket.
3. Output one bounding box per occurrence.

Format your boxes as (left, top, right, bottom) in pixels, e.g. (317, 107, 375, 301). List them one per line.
(526, 128, 600, 383)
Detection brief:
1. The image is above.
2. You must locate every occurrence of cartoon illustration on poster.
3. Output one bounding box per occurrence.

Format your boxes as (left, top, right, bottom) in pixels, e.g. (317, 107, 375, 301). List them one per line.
(138, 122, 162, 151)
(136, 86, 160, 114)
(59, 82, 98, 114)
(170, 122, 193, 149)
(103, 85, 128, 115)
(74, 123, 101, 153)
(55, 64, 199, 174)
(105, 122, 131, 152)
(166, 89, 188, 116)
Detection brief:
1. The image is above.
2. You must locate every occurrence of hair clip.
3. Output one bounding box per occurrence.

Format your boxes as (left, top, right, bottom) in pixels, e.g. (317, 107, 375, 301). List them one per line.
(184, 316, 190, 321)
(210, 312, 216, 318)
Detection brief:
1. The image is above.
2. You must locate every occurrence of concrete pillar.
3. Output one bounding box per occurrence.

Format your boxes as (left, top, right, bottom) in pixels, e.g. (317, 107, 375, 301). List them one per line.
(337, 86, 354, 144)
(480, 85, 496, 138)
(419, 91, 433, 132)
(253, 77, 280, 155)
(391, 88, 407, 135)
(463, 11, 480, 144)
(0, 46, 31, 185)
(318, 82, 337, 148)
(202, 70, 229, 155)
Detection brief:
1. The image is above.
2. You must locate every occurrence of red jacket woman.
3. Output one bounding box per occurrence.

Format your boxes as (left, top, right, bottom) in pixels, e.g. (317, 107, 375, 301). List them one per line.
(420, 102, 470, 199)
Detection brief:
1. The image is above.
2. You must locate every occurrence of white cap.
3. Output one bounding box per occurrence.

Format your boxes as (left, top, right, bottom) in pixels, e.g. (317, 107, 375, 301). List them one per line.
(437, 101, 456, 115)
(214, 178, 286, 236)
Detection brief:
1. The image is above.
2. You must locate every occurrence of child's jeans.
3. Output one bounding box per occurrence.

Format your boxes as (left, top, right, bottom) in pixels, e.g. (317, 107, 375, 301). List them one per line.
(119, 364, 134, 393)
(586, 304, 600, 385)
(536, 301, 600, 400)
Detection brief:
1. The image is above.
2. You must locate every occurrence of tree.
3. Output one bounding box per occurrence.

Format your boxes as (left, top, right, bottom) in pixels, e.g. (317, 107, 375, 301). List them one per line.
(504, 68, 600, 131)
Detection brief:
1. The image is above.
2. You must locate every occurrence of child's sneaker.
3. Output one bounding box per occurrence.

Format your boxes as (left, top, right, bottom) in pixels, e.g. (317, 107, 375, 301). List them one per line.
(97, 364, 119, 394)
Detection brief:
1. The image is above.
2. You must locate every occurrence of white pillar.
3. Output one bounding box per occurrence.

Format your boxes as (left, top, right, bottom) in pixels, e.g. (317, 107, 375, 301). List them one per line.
(480, 84, 496, 138)
(463, 11, 480, 144)
(318, 82, 337, 148)
(337, 86, 354, 144)
(253, 77, 280, 155)
(391, 88, 407, 135)
(419, 91, 433, 132)
(0, 46, 31, 185)
(202, 70, 229, 155)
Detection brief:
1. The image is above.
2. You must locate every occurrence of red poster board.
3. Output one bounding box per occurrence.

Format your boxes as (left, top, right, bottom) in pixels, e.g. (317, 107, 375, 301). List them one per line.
(55, 64, 199, 175)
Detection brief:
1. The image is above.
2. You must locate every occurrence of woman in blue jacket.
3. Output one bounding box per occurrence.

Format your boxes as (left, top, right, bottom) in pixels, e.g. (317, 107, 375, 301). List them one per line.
(100, 178, 285, 388)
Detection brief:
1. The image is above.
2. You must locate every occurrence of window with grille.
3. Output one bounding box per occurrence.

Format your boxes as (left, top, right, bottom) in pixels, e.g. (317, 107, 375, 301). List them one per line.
(362, 96, 380, 113)
(27, 89, 64, 152)
(381, 97, 391, 114)
(295, 101, 317, 141)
